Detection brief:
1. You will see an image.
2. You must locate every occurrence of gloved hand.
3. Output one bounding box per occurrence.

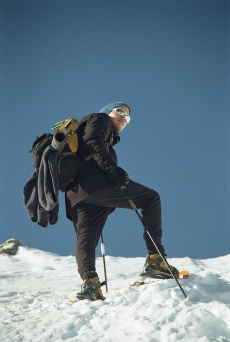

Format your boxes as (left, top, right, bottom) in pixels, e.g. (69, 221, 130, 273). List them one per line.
(107, 166, 130, 189)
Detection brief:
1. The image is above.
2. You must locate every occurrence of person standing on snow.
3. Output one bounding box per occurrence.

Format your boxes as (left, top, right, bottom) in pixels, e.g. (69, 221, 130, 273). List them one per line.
(65, 102, 178, 301)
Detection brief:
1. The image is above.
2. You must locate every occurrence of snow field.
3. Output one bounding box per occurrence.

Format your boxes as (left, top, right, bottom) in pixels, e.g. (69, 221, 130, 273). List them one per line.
(0, 247, 230, 342)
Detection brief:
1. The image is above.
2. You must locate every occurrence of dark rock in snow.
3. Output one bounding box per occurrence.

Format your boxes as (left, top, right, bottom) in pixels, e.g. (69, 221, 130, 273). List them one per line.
(0, 239, 21, 255)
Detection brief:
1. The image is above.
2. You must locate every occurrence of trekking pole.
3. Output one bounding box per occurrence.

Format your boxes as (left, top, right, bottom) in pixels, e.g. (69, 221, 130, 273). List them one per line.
(120, 185, 187, 299)
(100, 233, 108, 292)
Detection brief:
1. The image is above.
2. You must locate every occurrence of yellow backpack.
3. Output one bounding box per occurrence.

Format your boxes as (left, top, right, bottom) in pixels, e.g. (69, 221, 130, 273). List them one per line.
(31, 116, 91, 191)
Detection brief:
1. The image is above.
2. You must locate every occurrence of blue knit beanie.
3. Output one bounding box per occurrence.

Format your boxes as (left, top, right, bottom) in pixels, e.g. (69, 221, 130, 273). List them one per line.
(99, 102, 130, 114)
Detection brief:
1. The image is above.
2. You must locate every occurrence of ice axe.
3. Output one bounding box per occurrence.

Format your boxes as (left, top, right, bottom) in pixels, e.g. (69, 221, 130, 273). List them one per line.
(119, 184, 187, 299)
(100, 233, 108, 292)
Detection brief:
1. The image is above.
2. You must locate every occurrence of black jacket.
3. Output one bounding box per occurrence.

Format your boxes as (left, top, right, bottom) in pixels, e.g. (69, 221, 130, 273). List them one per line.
(65, 113, 120, 218)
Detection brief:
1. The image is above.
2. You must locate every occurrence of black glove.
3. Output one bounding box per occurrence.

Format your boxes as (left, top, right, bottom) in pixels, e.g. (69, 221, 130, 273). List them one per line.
(107, 166, 130, 189)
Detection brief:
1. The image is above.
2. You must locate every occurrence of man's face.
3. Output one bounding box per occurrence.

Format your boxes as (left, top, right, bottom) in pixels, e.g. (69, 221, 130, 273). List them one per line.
(108, 106, 131, 133)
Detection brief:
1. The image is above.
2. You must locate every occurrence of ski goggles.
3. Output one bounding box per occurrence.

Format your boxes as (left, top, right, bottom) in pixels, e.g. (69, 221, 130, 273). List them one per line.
(112, 108, 131, 124)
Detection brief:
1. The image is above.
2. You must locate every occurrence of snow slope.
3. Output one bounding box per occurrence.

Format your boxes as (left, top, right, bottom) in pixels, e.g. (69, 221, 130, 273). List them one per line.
(1, 247, 230, 342)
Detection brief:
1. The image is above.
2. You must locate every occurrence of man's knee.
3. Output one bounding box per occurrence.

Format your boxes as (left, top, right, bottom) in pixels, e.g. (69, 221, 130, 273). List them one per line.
(142, 189, 161, 211)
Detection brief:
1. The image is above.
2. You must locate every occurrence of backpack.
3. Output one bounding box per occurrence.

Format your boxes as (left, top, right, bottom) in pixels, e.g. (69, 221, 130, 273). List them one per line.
(30, 117, 85, 191)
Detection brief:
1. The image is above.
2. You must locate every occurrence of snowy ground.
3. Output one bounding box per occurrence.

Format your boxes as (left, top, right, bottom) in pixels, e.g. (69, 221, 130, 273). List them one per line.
(1, 247, 230, 342)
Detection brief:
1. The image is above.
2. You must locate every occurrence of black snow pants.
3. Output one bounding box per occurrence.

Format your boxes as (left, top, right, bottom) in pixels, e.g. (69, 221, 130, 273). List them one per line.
(69, 180, 164, 281)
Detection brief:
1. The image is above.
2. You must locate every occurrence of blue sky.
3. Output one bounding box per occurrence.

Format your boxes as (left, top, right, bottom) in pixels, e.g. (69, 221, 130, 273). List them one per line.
(1, 0, 229, 260)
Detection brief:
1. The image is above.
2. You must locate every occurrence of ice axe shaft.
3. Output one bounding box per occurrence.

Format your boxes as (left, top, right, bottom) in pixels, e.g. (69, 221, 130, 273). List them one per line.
(100, 233, 108, 292)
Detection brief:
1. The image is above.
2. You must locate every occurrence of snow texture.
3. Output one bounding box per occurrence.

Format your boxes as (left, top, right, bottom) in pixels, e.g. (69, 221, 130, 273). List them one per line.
(1, 247, 230, 342)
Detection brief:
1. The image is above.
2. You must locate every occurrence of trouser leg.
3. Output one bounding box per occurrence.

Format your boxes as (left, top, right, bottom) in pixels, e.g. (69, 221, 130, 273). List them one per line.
(139, 190, 164, 255)
(81, 180, 165, 255)
(70, 204, 111, 280)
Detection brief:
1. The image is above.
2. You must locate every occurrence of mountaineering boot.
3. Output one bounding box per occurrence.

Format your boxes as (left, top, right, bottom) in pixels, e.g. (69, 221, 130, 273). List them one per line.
(139, 254, 179, 279)
(76, 276, 106, 301)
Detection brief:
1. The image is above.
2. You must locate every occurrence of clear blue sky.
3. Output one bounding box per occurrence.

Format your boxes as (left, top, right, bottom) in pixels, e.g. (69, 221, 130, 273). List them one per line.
(1, 0, 229, 260)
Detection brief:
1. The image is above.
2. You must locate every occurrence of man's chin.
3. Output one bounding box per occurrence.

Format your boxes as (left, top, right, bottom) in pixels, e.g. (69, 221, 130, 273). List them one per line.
(116, 127, 125, 133)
